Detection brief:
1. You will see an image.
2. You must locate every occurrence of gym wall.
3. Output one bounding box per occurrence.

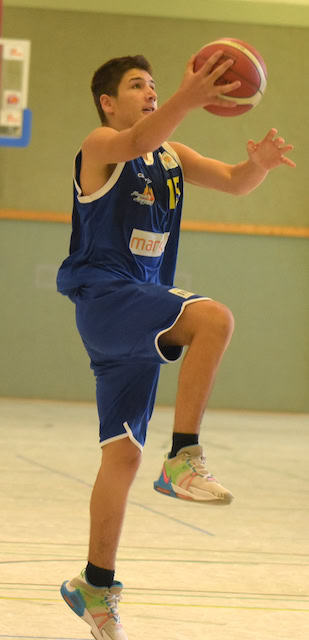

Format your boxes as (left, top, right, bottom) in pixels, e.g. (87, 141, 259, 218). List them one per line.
(1, 7, 308, 412)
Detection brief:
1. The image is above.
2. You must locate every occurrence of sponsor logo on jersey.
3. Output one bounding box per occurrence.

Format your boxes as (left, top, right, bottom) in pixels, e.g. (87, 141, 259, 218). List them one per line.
(131, 184, 155, 206)
(159, 151, 178, 171)
(169, 288, 195, 299)
(137, 172, 152, 185)
(130, 228, 170, 257)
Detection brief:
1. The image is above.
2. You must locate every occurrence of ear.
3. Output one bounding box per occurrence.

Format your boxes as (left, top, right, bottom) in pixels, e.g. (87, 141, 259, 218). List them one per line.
(100, 94, 115, 115)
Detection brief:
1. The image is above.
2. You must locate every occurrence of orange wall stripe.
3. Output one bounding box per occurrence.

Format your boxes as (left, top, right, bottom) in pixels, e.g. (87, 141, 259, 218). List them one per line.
(180, 220, 309, 238)
(1, 209, 309, 238)
(0, 209, 71, 224)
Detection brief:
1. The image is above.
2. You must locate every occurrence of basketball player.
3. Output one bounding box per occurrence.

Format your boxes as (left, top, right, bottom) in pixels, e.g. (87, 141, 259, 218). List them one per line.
(57, 51, 295, 640)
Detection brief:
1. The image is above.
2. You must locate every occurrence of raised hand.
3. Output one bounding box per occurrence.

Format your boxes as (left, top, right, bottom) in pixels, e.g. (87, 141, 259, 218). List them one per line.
(247, 128, 296, 169)
(179, 51, 241, 110)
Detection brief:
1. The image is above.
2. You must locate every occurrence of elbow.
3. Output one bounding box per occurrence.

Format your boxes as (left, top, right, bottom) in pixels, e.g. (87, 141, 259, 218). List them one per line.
(230, 184, 252, 197)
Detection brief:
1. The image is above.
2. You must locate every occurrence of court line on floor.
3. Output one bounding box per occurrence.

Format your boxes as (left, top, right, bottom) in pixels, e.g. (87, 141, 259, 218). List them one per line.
(129, 500, 214, 536)
(1, 557, 308, 567)
(1, 585, 308, 604)
(2, 548, 308, 560)
(0, 637, 86, 640)
(230, 457, 309, 484)
(0, 595, 307, 612)
(1, 541, 308, 559)
(1, 583, 308, 599)
(16, 455, 214, 536)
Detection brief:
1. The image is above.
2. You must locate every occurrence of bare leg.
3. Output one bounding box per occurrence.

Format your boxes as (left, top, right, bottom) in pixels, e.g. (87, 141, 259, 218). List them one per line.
(159, 300, 234, 434)
(88, 300, 233, 568)
(88, 437, 141, 570)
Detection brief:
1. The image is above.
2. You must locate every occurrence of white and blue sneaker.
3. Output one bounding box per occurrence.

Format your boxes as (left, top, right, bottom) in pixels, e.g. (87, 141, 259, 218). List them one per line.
(60, 569, 127, 639)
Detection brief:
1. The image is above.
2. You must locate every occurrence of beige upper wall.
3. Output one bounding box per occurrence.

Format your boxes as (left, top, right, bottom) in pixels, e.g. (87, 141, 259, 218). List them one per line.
(3, 0, 309, 27)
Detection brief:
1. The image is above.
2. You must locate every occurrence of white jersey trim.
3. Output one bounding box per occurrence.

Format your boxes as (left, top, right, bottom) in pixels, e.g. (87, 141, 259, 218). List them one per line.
(73, 142, 182, 205)
(100, 433, 129, 448)
(73, 149, 126, 204)
(163, 141, 184, 174)
(99, 424, 143, 451)
(123, 422, 143, 451)
(155, 296, 212, 363)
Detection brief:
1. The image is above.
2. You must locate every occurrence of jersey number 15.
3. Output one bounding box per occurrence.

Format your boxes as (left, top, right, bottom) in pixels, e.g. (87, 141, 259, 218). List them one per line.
(167, 176, 181, 210)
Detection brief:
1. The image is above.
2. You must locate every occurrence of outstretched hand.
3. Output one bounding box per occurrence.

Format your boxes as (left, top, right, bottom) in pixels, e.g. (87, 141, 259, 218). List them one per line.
(247, 128, 296, 170)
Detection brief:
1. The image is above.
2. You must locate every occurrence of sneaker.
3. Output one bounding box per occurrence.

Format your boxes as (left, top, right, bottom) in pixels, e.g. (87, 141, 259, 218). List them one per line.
(153, 444, 234, 505)
(60, 569, 128, 640)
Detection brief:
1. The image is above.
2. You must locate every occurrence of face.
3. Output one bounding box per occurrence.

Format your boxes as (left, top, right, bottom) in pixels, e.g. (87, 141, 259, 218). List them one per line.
(101, 68, 158, 129)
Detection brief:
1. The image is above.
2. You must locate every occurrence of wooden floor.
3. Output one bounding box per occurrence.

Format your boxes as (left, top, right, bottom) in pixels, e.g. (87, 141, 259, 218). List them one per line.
(1, 398, 308, 640)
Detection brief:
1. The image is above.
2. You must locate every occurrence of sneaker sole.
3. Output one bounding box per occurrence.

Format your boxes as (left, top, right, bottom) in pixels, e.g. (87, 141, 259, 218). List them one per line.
(154, 481, 234, 505)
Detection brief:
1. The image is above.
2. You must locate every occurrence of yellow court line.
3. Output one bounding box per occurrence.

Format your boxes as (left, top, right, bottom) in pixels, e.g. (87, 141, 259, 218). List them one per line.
(0, 596, 308, 612)
(1, 209, 309, 238)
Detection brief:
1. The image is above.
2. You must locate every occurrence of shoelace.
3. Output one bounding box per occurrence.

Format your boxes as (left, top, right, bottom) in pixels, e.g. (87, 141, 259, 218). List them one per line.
(185, 454, 216, 480)
(103, 591, 122, 621)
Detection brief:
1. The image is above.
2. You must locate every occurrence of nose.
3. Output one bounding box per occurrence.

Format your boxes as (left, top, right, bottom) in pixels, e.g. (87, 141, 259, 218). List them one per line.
(147, 86, 157, 102)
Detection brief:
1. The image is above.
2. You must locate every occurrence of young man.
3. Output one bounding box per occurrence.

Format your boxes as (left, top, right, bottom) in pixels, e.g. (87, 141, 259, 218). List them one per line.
(57, 52, 295, 640)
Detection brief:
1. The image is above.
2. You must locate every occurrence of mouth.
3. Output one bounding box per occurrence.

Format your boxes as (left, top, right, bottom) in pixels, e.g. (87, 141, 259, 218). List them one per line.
(142, 107, 154, 113)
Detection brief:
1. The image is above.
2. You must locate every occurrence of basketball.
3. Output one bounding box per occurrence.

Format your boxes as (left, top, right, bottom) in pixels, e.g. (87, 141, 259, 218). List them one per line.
(194, 38, 267, 117)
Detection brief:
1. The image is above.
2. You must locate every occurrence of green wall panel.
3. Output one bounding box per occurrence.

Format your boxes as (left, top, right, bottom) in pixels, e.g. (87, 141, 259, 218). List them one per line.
(1, 8, 305, 227)
(0, 221, 308, 412)
(3, 0, 309, 28)
(1, 7, 308, 412)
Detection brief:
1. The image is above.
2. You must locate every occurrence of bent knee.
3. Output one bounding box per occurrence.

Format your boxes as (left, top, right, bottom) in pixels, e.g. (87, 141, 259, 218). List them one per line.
(207, 301, 235, 336)
(102, 437, 142, 468)
(160, 299, 234, 347)
(184, 300, 234, 343)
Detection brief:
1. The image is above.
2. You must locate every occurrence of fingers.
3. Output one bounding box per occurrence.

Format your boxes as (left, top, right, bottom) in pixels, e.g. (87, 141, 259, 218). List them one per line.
(247, 139, 258, 153)
(205, 55, 241, 95)
(213, 97, 239, 108)
(197, 50, 237, 79)
(274, 137, 285, 147)
(267, 130, 293, 155)
(217, 80, 242, 95)
(282, 156, 296, 168)
(279, 144, 294, 153)
(187, 53, 198, 71)
(209, 57, 235, 80)
(189, 50, 224, 72)
(197, 49, 225, 72)
(264, 128, 278, 142)
(268, 133, 296, 166)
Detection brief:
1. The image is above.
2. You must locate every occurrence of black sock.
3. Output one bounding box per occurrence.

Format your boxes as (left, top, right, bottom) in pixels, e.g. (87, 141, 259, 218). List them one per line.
(168, 432, 199, 458)
(86, 562, 115, 588)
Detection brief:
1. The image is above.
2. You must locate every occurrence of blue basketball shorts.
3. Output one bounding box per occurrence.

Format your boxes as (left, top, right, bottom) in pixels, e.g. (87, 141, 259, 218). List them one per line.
(72, 280, 211, 450)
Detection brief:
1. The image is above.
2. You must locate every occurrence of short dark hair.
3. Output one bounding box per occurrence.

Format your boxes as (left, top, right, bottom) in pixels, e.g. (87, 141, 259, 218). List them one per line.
(91, 55, 153, 125)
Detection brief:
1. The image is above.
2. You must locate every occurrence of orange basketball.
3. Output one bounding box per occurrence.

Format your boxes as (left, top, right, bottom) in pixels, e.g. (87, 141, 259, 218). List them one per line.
(194, 38, 267, 117)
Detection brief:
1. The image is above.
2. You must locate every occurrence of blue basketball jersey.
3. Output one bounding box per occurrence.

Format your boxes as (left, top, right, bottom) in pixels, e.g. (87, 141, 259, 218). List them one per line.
(57, 142, 184, 295)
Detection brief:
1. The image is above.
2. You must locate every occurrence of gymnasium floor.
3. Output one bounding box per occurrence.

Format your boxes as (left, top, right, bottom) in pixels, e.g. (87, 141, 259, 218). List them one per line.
(1, 398, 308, 640)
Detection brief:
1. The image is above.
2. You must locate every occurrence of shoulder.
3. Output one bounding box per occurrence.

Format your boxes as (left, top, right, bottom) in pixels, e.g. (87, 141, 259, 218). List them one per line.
(168, 141, 202, 164)
(81, 126, 118, 155)
(160, 141, 189, 173)
(167, 141, 205, 181)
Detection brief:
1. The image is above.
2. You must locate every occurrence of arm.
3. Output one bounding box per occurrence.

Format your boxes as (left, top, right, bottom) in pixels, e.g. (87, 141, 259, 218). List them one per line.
(170, 129, 295, 196)
(82, 51, 241, 166)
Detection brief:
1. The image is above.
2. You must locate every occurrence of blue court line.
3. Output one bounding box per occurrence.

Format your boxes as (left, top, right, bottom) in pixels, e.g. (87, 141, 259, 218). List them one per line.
(16, 455, 214, 536)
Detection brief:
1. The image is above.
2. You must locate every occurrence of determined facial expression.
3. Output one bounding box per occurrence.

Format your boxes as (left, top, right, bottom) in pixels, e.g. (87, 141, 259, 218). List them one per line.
(103, 68, 158, 130)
